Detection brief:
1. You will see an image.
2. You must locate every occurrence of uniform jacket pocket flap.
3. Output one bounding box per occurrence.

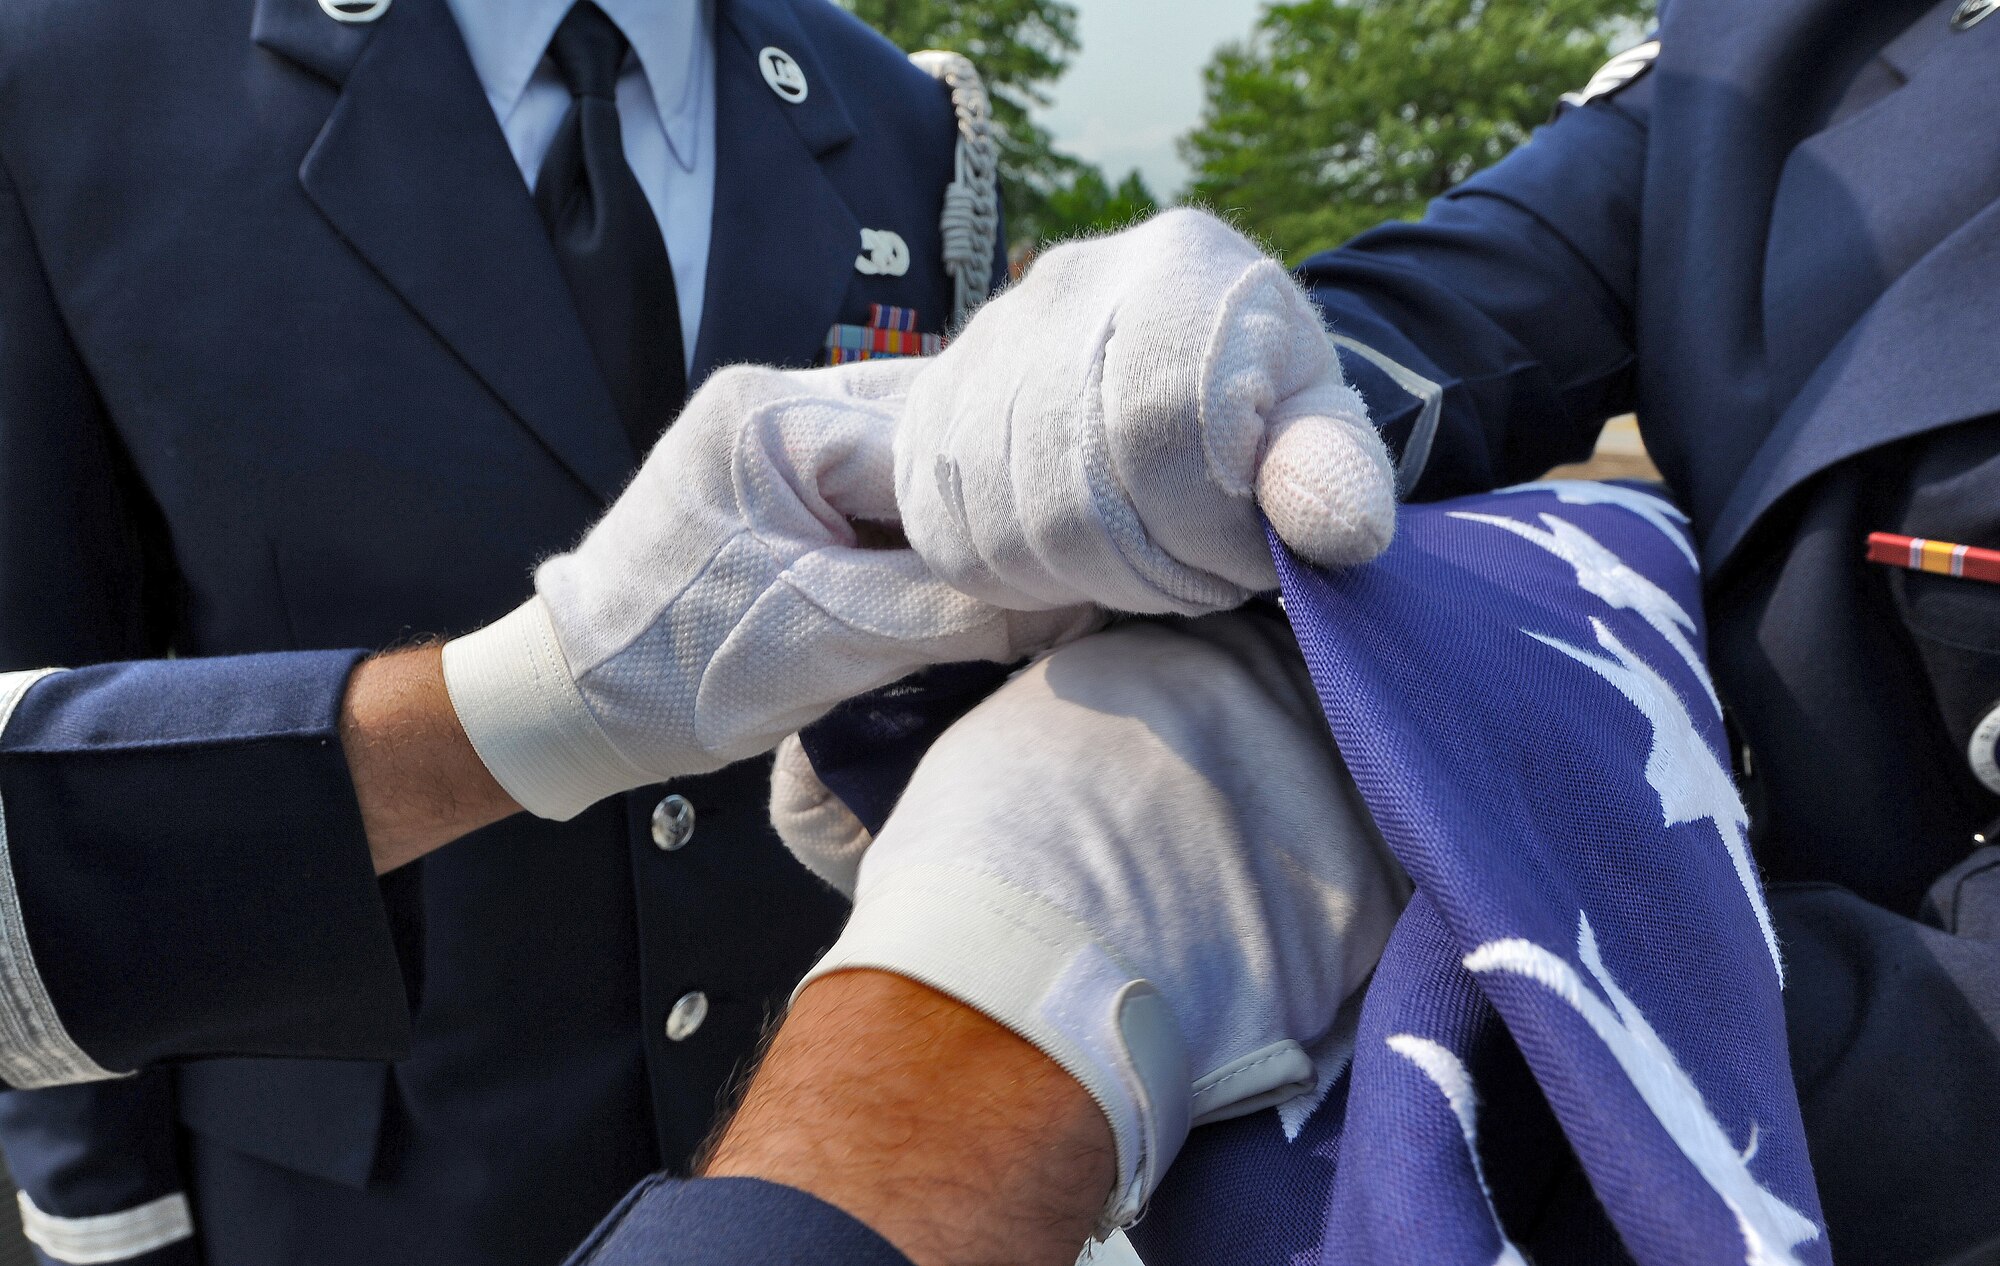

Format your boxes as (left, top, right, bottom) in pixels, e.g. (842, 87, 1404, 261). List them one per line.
(1895, 568, 2000, 654)
(176, 1058, 389, 1190)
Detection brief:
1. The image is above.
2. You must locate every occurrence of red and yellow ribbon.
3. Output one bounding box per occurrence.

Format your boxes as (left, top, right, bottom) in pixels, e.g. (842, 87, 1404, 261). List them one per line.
(1866, 532, 2000, 585)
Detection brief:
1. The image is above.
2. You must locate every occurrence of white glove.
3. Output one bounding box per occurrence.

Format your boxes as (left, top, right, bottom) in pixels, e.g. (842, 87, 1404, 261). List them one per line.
(443, 360, 1097, 821)
(784, 610, 1410, 1231)
(896, 207, 1397, 617)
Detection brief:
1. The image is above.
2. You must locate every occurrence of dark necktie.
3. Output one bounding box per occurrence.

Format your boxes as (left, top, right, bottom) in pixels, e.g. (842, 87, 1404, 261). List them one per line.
(535, 2, 687, 457)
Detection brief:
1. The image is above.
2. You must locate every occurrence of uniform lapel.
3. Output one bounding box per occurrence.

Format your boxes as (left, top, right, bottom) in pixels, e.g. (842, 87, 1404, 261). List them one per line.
(251, 0, 377, 84)
(258, 0, 633, 502)
(1759, 1, 2000, 407)
(1709, 11, 2000, 571)
(691, 0, 861, 383)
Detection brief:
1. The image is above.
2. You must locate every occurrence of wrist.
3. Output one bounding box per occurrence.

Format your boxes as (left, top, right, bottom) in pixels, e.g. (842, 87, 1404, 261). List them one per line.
(796, 864, 1190, 1231)
(703, 970, 1115, 1266)
(340, 645, 520, 871)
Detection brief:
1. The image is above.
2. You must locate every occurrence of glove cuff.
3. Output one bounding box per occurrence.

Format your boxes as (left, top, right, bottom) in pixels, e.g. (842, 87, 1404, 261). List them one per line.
(796, 864, 1190, 1234)
(442, 597, 651, 821)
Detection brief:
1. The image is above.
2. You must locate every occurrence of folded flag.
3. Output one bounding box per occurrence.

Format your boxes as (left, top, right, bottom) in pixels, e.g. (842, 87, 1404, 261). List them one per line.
(822, 304, 943, 365)
(1130, 481, 1826, 1266)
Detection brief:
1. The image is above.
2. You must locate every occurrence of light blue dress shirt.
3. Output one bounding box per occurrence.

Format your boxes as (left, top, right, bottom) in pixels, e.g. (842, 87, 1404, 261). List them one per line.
(445, 0, 716, 371)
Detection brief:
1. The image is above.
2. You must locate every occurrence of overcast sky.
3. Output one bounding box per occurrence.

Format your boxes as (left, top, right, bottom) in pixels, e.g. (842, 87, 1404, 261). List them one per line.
(1034, 0, 1269, 201)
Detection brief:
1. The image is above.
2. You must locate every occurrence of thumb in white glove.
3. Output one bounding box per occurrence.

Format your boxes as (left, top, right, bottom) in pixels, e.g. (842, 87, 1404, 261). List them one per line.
(896, 207, 1397, 617)
(786, 609, 1410, 1232)
(770, 734, 872, 894)
(443, 358, 1097, 821)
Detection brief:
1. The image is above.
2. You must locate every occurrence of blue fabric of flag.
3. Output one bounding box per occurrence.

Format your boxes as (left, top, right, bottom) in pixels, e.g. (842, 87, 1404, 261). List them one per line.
(1129, 481, 1828, 1266)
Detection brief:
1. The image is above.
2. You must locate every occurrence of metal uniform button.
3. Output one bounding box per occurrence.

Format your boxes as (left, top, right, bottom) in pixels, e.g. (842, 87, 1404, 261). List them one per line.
(665, 992, 709, 1042)
(651, 794, 695, 851)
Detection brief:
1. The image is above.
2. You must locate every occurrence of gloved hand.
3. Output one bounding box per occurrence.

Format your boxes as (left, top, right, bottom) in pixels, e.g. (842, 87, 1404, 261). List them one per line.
(442, 359, 1097, 821)
(781, 609, 1410, 1232)
(896, 207, 1397, 617)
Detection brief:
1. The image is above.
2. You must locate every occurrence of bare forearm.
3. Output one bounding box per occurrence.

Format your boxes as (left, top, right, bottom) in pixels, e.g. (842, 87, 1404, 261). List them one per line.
(339, 645, 520, 873)
(702, 970, 1115, 1266)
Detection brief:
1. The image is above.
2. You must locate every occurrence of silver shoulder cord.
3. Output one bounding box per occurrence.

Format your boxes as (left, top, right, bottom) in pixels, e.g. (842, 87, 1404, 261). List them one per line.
(909, 50, 1000, 327)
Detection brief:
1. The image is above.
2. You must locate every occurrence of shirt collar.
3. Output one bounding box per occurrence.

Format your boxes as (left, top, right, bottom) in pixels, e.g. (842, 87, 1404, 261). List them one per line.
(447, 0, 711, 172)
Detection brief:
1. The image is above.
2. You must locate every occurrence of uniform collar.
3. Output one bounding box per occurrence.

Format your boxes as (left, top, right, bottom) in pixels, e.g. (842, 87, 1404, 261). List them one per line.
(444, 0, 710, 171)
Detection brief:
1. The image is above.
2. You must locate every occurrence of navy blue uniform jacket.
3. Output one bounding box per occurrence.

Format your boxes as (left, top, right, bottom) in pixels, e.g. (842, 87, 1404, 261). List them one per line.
(0, 0, 1000, 1262)
(571, 0, 2000, 1260)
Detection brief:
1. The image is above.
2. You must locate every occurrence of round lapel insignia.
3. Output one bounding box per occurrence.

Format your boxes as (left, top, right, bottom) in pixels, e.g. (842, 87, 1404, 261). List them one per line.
(759, 47, 809, 104)
(1971, 699, 2000, 796)
(319, 0, 391, 21)
(1953, 0, 1999, 30)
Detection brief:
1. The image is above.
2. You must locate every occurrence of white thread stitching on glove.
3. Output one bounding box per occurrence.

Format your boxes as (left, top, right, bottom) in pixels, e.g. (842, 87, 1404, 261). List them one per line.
(790, 610, 1411, 1231)
(444, 359, 1098, 820)
(895, 208, 1397, 617)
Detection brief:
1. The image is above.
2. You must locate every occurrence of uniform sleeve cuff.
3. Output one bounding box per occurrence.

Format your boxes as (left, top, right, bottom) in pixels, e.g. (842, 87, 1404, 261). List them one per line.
(0, 669, 122, 1089)
(565, 1176, 913, 1266)
(0, 650, 412, 1069)
(795, 864, 1190, 1232)
(442, 597, 648, 821)
(18, 1190, 193, 1265)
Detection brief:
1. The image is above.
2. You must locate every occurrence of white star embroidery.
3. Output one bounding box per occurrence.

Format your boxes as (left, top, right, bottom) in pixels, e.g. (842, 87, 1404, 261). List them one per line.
(1449, 511, 1714, 711)
(1385, 1033, 1530, 1266)
(1499, 480, 1696, 566)
(1466, 912, 1818, 1266)
(1530, 618, 1780, 980)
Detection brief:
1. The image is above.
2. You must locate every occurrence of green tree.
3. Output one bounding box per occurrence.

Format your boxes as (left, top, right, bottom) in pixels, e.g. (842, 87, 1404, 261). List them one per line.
(841, 0, 1078, 242)
(1035, 167, 1160, 243)
(840, 0, 1156, 245)
(1184, 0, 1652, 262)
